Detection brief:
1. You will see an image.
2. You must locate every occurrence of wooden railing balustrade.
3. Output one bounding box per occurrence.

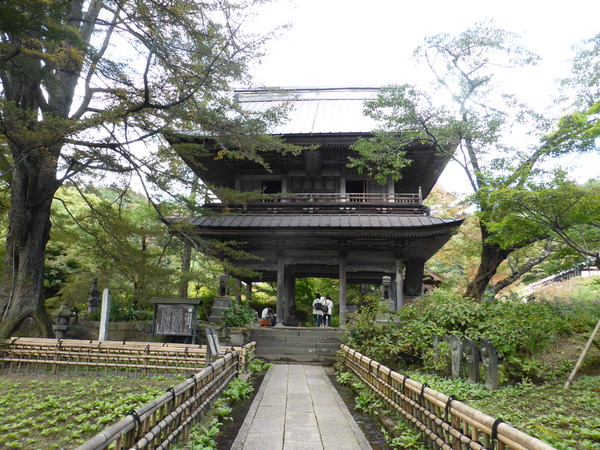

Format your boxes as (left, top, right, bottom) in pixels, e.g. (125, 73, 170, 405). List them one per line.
(254, 192, 423, 204)
(340, 344, 555, 450)
(0, 337, 255, 377)
(205, 191, 430, 215)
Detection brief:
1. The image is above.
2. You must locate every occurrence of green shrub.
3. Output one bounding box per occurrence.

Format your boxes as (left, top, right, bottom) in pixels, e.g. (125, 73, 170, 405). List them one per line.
(343, 289, 600, 382)
(223, 299, 256, 327)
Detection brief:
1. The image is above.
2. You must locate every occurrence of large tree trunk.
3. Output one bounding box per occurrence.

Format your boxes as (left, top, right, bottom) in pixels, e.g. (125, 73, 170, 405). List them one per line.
(464, 223, 513, 302)
(0, 146, 59, 338)
(178, 241, 192, 298)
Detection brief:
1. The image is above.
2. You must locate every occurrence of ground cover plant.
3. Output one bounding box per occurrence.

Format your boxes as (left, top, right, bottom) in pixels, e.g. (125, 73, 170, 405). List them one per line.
(335, 370, 426, 449)
(0, 358, 270, 449)
(0, 375, 181, 449)
(172, 378, 255, 449)
(173, 358, 272, 449)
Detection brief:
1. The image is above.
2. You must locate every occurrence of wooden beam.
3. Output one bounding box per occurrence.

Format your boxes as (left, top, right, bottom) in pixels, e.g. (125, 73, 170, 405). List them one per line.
(276, 255, 285, 326)
(339, 249, 347, 325)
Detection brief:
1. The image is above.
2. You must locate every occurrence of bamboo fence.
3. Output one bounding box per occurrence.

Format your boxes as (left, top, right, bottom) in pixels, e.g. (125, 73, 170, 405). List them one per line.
(0, 337, 255, 377)
(340, 344, 556, 450)
(75, 349, 245, 449)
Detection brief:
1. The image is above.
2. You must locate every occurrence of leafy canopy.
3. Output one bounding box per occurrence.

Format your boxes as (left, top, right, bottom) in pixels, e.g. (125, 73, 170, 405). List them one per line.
(349, 21, 599, 299)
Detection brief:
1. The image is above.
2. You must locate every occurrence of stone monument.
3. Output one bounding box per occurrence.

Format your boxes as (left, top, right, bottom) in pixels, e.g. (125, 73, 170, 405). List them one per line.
(87, 278, 101, 315)
(449, 335, 463, 379)
(463, 337, 481, 383)
(480, 338, 499, 390)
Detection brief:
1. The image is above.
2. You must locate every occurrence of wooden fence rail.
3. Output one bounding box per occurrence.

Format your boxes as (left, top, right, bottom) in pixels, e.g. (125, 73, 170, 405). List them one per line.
(340, 345, 555, 450)
(0, 337, 255, 377)
(75, 349, 246, 450)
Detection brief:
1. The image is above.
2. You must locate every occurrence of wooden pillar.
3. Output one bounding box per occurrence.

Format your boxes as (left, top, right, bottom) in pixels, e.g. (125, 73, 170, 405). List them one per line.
(339, 248, 347, 325)
(245, 281, 252, 302)
(405, 258, 425, 300)
(395, 258, 404, 310)
(276, 256, 285, 326)
(284, 271, 294, 324)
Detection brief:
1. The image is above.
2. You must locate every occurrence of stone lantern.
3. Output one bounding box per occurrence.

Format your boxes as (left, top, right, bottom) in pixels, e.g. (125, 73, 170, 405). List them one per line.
(53, 303, 73, 339)
(88, 278, 101, 315)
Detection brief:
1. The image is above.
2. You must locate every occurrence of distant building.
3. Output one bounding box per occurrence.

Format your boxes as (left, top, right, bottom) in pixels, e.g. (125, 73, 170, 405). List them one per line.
(524, 262, 599, 295)
(168, 87, 463, 324)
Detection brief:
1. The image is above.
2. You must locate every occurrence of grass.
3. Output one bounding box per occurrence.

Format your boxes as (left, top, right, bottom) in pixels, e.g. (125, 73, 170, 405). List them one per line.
(0, 374, 182, 449)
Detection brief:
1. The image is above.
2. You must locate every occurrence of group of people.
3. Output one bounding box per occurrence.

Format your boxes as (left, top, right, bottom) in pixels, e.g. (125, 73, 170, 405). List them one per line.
(312, 293, 334, 327)
(260, 294, 334, 327)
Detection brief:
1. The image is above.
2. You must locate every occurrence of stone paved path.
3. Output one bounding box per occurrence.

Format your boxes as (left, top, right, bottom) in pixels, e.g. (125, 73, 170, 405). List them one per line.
(231, 364, 371, 449)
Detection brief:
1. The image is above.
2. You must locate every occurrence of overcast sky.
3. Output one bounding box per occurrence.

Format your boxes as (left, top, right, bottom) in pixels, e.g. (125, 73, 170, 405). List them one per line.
(249, 0, 600, 193)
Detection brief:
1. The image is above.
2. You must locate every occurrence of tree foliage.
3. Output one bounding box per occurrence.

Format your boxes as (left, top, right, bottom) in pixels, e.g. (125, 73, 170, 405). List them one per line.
(0, 0, 285, 338)
(45, 186, 224, 314)
(487, 177, 600, 269)
(351, 21, 598, 300)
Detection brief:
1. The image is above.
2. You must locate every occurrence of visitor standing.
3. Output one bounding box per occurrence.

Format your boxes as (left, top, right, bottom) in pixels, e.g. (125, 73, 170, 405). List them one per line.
(261, 306, 276, 326)
(312, 293, 324, 327)
(323, 295, 334, 327)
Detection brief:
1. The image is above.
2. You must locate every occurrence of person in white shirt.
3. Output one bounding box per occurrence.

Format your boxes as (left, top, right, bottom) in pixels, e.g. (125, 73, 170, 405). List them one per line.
(261, 307, 275, 326)
(323, 295, 334, 327)
(312, 293, 324, 327)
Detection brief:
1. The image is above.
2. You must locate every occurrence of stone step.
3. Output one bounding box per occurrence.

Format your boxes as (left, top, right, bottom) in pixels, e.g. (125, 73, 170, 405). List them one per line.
(256, 341, 341, 350)
(260, 354, 338, 364)
(251, 328, 344, 338)
(250, 335, 343, 344)
(256, 346, 339, 355)
(250, 326, 343, 365)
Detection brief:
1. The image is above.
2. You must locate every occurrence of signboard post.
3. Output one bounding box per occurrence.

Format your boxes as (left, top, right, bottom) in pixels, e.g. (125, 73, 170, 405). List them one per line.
(150, 298, 203, 344)
(205, 327, 220, 363)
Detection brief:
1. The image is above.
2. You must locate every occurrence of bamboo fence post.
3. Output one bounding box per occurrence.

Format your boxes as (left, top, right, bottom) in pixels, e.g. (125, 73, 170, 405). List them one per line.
(565, 317, 600, 389)
(339, 345, 556, 450)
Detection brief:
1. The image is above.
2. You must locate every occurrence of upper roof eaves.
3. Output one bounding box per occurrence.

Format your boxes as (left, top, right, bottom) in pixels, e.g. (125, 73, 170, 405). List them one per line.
(235, 86, 381, 135)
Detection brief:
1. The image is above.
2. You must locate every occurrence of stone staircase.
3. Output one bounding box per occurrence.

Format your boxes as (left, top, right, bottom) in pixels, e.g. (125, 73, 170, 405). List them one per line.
(250, 327, 344, 364)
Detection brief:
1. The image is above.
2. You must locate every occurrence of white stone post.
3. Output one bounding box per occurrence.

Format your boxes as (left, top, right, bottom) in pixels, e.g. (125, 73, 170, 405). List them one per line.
(395, 258, 404, 310)
(98, 288, 111, 341)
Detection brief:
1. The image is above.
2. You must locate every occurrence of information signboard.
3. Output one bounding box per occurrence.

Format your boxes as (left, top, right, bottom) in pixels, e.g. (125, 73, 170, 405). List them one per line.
(150, 298, 202, 344)
(155, 304, 195, 336)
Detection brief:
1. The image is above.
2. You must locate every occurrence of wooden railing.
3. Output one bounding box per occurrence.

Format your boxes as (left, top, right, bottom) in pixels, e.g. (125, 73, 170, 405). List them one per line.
(75, 349, 245, 450)
(0, 337, 255, 377)
(340, 345, 555, 450)
(254, 192, 422, 204)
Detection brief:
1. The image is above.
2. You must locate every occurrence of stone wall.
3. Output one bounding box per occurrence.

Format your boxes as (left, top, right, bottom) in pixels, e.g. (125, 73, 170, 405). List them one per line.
(70, 320, 154, 342)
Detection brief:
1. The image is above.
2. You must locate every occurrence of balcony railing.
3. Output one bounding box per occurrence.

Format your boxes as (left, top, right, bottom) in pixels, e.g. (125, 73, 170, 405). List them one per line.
(254, 192, 422, 204)
(206, 191, 428, 215)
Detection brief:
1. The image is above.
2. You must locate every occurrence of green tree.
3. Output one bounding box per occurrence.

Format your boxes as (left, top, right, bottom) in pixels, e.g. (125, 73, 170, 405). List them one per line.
(55, 187, 176, 304)
(0, 0, 285, 338)
(351, 21, 595, 301)
(488, 177, 600, 271)
(425, 186, 479, 291)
